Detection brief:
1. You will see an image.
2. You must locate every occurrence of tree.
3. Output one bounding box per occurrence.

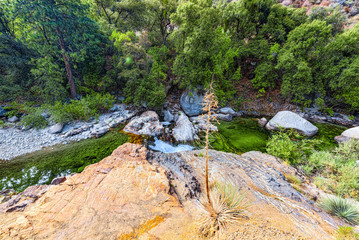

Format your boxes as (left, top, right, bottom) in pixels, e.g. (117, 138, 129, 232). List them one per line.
(172, 0, 240, 102)
(15, 0, 108, 101)
(321, 24, 359, 110)
(0, 0, 34, 101)
(276, 20, 332, 105)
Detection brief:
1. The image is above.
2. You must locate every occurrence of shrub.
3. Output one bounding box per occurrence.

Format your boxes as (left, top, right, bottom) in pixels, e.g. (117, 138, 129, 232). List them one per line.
(285, 174, 302, 185)
(81, 93, 115, 113)
(336, 225, 359, 240)
(333, 139, 359, 163)
(266, 130, 321, 165)
(21, 110, 48, 129)
(337, 165, 359, 199)
(4, 101, 34, 118)
(314, 176, 336, 193)
(46, 93, 115, 123)
(197, 181, 250, 237)
(319, 195, 359, 225)
(302, 151, 333, 174)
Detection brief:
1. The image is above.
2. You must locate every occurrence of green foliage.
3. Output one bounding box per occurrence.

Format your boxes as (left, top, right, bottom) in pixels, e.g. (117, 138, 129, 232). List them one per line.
(299, 139, 359, 199)
(0, 1, 34, 101)
(302, 151, 333, 175)
(46, 93, 114, 123)
(319, 195, 359, 225)
(336, 226, 359, 240)
(14, 0, 110, 101)
(1, 0, 359, 112)
(308, 6, 346, 35)
(172, 1, 240, 103)
(285, 174, 302, 185)
(4, 101, 34, 118)
(20, 108, 48, 130)
(277, 20, 332, 104)
(266, 130, 321, 165)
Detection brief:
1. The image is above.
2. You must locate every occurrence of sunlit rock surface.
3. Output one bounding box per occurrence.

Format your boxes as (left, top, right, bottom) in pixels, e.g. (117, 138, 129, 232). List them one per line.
(0, 143, 344, 239)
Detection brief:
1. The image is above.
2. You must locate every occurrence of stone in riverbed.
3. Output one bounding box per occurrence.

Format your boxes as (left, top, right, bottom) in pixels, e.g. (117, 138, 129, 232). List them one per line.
(123, 111, 164, 136)
(90, 127, 109, 138)
(258, 117, 267, 127)
(7, 116, 19, 123)
(48, 123, 64, 134)
(190, 116, 218, 133)
(266, 111, 318, 137)
(180, 89, 204, 117)
(219, 107, 236, 115)
(172, 111, 197, 141)
(163, 110, 174, 122)
(216, 113, 233, 121)
(335, 126, 359, 143)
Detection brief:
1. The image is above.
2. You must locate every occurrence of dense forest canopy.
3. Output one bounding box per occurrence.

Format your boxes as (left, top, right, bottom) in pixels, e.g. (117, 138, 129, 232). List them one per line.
(0, 0, 358, 113)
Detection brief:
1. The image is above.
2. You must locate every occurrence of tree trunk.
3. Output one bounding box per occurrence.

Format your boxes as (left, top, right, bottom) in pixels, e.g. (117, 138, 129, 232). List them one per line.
(56, 27, 77, 99)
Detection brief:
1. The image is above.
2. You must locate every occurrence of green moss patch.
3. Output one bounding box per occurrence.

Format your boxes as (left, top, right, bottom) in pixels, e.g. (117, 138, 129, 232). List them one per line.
(313, 122, 347, 151)
(0, 127, 129, 192)
(195, 117, 269, 154)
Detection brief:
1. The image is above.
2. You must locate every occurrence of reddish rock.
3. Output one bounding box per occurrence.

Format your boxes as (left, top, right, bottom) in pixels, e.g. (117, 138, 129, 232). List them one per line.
(0, 143, 344, 239)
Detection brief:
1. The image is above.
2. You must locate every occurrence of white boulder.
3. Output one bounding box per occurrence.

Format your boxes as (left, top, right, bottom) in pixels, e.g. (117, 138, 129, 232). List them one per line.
(266, 111, 318, 137)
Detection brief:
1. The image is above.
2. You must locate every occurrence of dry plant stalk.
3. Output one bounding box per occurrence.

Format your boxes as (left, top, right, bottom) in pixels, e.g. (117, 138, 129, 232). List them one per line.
(199, 79, 219, 211)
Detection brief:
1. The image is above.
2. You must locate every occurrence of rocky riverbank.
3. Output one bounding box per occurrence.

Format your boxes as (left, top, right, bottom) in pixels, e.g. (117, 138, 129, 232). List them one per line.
(1, 88, 358, 160)
(0, 143, 345, 239)
(0, 105, 137, 160)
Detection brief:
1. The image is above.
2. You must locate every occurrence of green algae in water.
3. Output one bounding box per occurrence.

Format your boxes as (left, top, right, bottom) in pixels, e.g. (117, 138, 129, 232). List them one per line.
(0, 128, 129, 192)
(198, 117, 346, 154)
(313, 122, 347, 151)
(196, 117, 269, 154)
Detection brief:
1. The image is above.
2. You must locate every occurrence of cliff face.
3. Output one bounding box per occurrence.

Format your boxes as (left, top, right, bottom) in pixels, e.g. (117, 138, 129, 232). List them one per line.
(0, 143, 345, 239)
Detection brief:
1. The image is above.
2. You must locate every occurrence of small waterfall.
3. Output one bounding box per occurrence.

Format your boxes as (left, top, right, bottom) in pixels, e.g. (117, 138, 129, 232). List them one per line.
(149, 137, 194, 153)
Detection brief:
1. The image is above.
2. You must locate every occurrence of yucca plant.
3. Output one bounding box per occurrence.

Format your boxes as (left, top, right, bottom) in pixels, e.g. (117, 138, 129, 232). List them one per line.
(319, 195, 359, 225)
(197, 181, 251, 237)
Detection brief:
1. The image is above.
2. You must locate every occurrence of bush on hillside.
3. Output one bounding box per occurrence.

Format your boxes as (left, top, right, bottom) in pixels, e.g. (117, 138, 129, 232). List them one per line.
(266, 130, 321, 165)
(46, 93, 115, 123)
(21, 110, 48, 129)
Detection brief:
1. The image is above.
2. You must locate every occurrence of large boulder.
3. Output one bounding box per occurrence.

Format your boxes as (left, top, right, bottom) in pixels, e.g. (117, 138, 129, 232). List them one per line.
(123, 111, 164, 137)
(335, 126, 359, 143)
(172, 111, 197, 141)
(266, 111, 318, 137)
(48, 123, 64, 134)
(180, 89, 204, 117)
